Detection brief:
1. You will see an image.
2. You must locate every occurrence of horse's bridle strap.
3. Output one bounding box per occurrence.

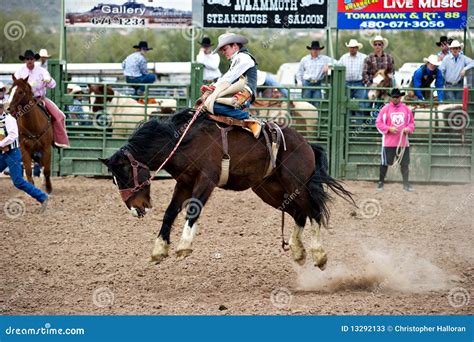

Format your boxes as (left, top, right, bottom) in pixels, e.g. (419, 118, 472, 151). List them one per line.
(119, 149, 152, 202)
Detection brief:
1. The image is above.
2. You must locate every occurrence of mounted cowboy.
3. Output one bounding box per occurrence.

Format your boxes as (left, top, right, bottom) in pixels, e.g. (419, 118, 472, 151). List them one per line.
(202, 33, 262, 137)
(12, 49, 69, 148)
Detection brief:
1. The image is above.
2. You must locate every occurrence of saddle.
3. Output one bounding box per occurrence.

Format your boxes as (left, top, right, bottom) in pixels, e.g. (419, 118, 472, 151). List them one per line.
(205, 113, 287, 187)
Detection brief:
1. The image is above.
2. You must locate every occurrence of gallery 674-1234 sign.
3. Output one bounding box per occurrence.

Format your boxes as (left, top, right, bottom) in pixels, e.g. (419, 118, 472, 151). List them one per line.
(204, 0, 328, 28)
(338, 0, 468, 29)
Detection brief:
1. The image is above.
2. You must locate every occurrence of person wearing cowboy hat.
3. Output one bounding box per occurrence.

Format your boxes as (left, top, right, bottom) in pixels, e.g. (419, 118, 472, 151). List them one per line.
(439, 40, 474, 101)
(338, 39, 368, 122)
(203, 33, 258, 120)
(38, 49, 51, 69)
(122, 41, 156, 96)
(0, 100, 49, 212)
(362, 35, 395, 89)
(436, 36, 453, 62)
(411, 55, 444, 102)
(296, 41, 332, 102)
(13, 49, 70, 148)
(66, 84, 91, 127)
(196, 36, 221, 83)
(375, 88, 415, 192)
(0, 81, 8, 102)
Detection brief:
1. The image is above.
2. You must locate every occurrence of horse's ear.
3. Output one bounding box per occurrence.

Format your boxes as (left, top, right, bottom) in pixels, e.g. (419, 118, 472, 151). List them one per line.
(24, 76, 29, 83)
(99, 158, 110, 166)
(12, 74, 16, 82)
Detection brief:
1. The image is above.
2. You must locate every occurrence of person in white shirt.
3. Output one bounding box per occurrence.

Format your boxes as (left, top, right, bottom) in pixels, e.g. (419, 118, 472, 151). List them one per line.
(196, 37, 221, 83)
(0, 101, 48, 212)
(338, 39, 368, 122)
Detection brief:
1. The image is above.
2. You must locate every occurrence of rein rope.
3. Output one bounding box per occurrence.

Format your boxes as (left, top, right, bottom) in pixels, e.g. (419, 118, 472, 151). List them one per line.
(153, 104, 205, 176)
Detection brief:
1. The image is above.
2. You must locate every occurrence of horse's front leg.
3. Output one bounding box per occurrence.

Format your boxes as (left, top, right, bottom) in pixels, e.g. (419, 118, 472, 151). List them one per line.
(176, 177, 216, 260)
(42, 149, 52, 193)
(151, 182, 191, 263)
(21, 146, 34, 185)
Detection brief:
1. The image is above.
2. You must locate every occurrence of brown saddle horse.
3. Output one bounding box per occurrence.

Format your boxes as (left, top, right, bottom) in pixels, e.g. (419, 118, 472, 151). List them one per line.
(7, 75, 54, 193)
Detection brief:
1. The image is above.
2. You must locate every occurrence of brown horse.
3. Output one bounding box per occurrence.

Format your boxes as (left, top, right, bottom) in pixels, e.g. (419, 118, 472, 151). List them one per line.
(7, 75, 54, 193)
(100, 109, 354, 270)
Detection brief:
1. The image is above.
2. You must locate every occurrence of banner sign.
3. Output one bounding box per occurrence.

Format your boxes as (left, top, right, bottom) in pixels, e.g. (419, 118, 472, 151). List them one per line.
(203, 0, 328, 29)
(337, 0, 468, 29)
(65, 0, 192, 28)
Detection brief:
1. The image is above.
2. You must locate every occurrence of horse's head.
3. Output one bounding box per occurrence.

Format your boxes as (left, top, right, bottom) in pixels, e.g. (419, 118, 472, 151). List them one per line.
(88, 84, 114, 113)
(100, 148, 152, 218)
(367, 69, 389, 100)
(6, 74, 33, 113)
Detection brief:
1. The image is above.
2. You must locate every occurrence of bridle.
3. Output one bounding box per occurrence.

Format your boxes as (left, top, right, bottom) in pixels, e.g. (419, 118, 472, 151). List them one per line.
(118, 149, 152, 202)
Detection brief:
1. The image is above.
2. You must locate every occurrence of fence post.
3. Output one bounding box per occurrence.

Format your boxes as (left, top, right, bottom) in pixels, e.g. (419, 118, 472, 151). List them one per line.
(47, 59, 65, 106)
(329, 65, 347, 179)
(190, 63, 204, 105)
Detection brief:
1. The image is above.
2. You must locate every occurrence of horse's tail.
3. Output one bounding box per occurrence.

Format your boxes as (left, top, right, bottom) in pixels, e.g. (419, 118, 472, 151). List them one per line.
(306, 144, 355, 226)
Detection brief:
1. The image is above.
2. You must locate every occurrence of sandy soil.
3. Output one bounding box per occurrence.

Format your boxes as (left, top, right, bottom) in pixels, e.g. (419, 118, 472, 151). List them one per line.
(1, 176, 472, 315)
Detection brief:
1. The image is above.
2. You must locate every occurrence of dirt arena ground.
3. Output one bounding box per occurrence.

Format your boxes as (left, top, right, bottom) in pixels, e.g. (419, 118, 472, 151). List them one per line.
(1, 176, 472, 315)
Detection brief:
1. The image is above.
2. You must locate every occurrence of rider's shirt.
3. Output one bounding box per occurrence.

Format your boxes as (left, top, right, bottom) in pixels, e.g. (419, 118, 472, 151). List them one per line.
(14, 65, 56, 98)
(0, 113, 19, 150)
(217, 50, 255, 90)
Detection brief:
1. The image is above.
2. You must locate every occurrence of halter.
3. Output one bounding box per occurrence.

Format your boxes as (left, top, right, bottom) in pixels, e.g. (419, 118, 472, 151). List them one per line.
(119, 149, 152, 202)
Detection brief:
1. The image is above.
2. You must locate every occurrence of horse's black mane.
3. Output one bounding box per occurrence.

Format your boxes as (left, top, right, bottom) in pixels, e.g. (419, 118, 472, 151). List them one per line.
(123, 108, 210, 162)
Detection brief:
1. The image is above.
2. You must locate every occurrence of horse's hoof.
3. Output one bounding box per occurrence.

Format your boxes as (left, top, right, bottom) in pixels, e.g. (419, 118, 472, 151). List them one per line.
(290, 247, 306, 265)
(151, 253, 168, 264)
(311, 247, 327, 270)
(176, 249, 193, 260)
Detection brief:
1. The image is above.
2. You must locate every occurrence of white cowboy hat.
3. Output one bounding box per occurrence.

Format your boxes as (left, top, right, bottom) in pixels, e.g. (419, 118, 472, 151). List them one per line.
(257, 71, 267, 86)
(39, 49, 51, 58)
(370, 35, 389, 48)
(68, 84, 82, 94)
(423, 54, 441, 66)
(449, 40, 464, 48)
(213, 33, 248, 54)
(345, 39, 363, 49)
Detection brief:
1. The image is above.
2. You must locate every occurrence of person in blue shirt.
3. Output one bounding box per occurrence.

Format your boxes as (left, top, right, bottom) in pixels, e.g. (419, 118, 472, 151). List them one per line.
(122, 41, 156, 96)
(412, 55, 444, 102)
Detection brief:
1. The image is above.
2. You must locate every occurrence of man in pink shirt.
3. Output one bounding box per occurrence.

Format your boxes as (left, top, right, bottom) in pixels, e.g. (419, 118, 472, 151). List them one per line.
(375, 88, 415, 192)
(13, 50, 69, 148)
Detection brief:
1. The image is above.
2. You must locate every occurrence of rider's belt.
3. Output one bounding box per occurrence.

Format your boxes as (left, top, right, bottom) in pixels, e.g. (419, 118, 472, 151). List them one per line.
(445, 81, 462, 85)
(306, 79, 320, 84)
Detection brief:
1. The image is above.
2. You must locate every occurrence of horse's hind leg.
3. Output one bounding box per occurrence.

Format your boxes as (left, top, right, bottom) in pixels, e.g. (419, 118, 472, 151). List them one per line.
(151, 182, 191, 263)
(288, 212, 307, 265)
(42, 150, 52, 193)
(176, 176, 216, 259)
